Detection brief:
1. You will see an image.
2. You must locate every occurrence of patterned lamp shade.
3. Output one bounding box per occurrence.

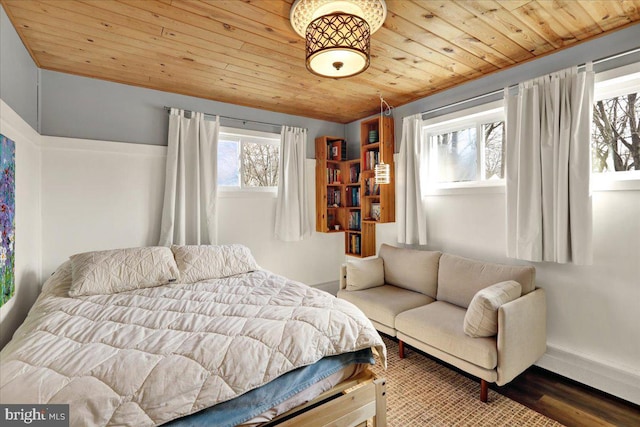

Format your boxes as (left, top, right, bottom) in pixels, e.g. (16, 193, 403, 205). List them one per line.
(306, 13, 370, 78)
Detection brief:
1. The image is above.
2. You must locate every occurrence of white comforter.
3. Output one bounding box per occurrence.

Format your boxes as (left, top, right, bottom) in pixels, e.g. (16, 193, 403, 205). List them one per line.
(0, 262, 386, 426)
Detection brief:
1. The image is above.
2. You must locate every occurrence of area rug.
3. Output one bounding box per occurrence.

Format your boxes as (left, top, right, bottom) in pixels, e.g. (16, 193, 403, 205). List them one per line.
(369, 337, 563, 426)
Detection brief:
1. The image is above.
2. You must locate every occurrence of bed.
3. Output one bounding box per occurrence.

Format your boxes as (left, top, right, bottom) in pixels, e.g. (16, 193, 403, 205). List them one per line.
(0, 245, 387, 426)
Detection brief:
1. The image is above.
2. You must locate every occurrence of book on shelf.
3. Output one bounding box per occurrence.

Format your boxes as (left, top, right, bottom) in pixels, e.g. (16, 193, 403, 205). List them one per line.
(327, 139, 347, 161)
(349, 234, 361, 255)
(345, 187, 360, 207)
(349, 163, 360, 184)
(329, 141, 339, 161)
(364, 178, 380, 196)
(327, 188, 340, 207)
(348, 211, 361, 230)
(365, 150, 380, 170)
(327, 167, 341, 184)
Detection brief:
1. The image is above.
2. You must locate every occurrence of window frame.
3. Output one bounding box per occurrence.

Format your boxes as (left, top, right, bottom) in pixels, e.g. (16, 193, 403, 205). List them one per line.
(422, 100, 505, 194)
(217, 126, 280, 195)
(591, 62, 640, 191)
(417, 61, 640, 195)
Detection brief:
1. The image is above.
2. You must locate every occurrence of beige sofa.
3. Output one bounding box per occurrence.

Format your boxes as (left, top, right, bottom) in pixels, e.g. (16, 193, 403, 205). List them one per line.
(338, 244, 546, 402)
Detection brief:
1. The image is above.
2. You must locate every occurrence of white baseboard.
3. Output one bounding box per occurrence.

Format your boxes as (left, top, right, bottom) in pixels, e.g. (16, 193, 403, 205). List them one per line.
(536, 344, 640, 406)
(311, 281, 339, 296)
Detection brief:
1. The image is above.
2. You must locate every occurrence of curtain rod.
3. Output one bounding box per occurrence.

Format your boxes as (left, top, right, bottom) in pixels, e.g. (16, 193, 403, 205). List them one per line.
(163, 106, 283, 130)
(420, 47, 640, 118)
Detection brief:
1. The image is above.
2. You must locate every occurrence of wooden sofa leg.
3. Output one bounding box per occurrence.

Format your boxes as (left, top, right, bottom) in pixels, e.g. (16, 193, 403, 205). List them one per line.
(398, 340, 405, 359)
(480, 379, 488, 403)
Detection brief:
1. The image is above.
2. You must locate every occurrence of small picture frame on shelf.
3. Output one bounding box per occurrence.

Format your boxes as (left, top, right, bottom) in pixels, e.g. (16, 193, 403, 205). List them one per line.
(331, 144, 338, 160)
(370, 203, 381, 221)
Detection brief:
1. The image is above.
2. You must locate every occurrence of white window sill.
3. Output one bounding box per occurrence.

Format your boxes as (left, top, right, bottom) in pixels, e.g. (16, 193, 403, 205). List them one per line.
(424, 181, 505, 196)
(591, 173, 640, 192)
(418, 176, 640, 199)
(218, 189, 277, 198)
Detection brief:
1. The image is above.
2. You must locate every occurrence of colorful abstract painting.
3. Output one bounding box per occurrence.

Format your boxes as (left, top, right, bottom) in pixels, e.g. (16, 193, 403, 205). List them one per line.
(0, 134, 15, 308)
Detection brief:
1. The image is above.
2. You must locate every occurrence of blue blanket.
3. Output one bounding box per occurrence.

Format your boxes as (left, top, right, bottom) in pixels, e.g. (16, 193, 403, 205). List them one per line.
(166, 348, 375, 427)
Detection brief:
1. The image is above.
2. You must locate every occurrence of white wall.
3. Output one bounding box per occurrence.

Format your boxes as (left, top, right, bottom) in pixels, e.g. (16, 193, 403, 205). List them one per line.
(382, 185, 640, 404)
(217, 162, 345, 285)
(40, 137, 344, 286)
(40, 137, 167, 274)
(0, 100, 42, 349)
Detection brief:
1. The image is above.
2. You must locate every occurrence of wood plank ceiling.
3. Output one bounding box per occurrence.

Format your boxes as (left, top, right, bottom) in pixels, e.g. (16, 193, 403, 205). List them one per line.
(3, 0, 640, 123)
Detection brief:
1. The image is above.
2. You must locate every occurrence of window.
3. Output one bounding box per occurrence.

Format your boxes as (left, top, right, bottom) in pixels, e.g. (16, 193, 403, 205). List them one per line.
(423, 101, 504, 188)
(217, 127, 280, 191)
(592, 65, 640, 174)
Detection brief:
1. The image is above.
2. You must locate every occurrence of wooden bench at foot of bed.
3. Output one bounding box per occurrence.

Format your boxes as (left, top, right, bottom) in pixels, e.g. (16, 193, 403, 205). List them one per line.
(264, 369, 387, 427)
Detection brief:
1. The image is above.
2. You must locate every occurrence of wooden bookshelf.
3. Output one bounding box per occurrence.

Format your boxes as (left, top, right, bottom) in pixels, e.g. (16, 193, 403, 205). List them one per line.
(315, 136, 349, 233)
(315, 116, 394, 257)
(360, 115, 395, 226)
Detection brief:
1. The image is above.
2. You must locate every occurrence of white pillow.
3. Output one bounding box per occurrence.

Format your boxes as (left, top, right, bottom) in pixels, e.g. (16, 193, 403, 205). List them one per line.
(171, 244, 260, 283)
(346, 258, 385, 291)
(463, 280, 522, 338)
(69, 247, 180, 297)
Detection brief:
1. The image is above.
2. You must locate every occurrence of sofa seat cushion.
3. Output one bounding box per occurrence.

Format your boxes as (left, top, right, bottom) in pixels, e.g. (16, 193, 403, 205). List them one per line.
(395, 301, 498, 370)
(338, 285, 434, 330)
(437, 253, 536, 308)
(378, 244, 442, 298)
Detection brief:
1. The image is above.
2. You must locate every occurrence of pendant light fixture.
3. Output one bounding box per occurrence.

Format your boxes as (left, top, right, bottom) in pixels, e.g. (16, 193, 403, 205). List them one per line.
(290, 0, 387, 78)
(374, 95, 392, 185)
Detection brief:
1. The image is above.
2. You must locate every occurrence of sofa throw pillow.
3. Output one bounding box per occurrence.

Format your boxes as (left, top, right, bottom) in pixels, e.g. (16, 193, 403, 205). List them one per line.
(69, 247, 180, 297)
(171, 244, 260, 283)
(463, 280, 522, 338)
(346, 258, 385, 291)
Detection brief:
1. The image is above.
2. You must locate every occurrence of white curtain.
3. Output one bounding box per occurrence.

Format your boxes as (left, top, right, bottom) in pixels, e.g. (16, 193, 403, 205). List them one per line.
(159, 108, 219, 246)
(274, 126, 311, 241)
(397, 113, 428, 245)
(505, 64, 594, 264)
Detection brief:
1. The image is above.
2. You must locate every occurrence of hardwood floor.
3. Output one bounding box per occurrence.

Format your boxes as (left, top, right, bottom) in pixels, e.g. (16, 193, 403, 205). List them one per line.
(496, 366, 640, 427)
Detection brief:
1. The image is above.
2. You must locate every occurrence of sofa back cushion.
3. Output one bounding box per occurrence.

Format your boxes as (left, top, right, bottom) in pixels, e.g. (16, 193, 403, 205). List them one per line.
(378, 244, 441, 298)
(346, 258, 385, 291)
(437, 254, 535, 308)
